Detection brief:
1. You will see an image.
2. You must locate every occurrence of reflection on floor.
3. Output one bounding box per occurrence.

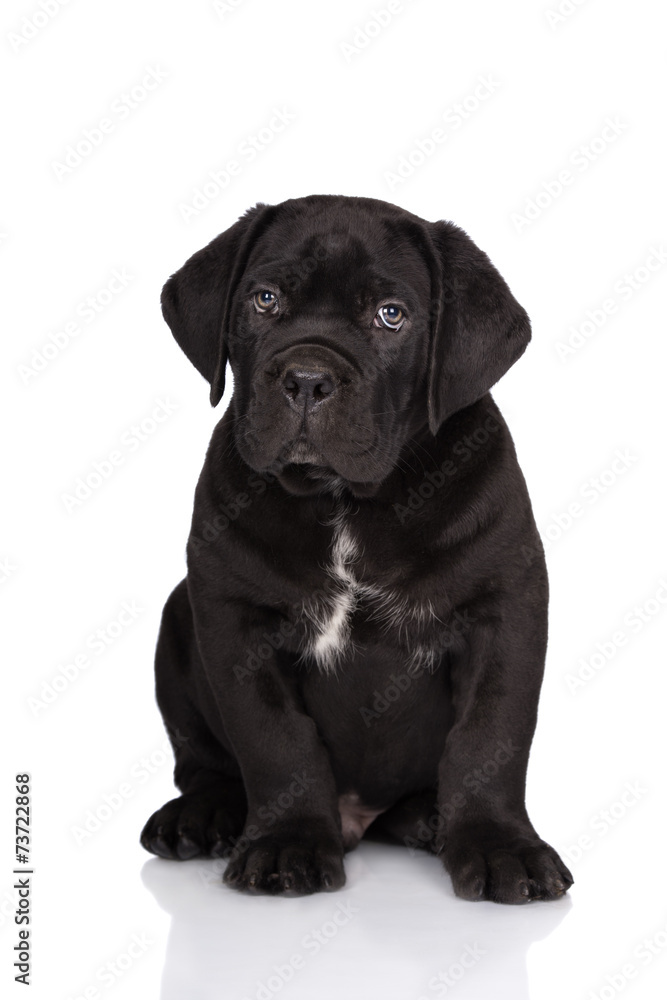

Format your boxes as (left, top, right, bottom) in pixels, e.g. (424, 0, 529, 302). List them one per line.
(142, 839, 572, 1000)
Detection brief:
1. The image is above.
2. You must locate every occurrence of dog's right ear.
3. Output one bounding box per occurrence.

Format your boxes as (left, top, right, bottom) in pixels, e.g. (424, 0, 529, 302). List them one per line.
(161, 203, 273, 406)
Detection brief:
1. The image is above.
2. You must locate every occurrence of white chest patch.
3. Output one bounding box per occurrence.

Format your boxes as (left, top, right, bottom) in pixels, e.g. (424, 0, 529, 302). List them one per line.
(309, 517, 360, 672)
(302, 506, 440, 673)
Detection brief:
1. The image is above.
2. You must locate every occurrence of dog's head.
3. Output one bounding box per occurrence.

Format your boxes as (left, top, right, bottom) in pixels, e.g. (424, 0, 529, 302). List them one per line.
(161, 195, 530, 496)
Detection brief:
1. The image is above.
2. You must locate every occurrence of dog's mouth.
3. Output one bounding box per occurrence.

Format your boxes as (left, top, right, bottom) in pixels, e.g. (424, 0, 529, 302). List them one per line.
(275, 461, 381, 498)
(279, 438, 326, 466)
(272, 439, 341, 495)
(271, 440, 381, 498)
(274, 462, 339, 496)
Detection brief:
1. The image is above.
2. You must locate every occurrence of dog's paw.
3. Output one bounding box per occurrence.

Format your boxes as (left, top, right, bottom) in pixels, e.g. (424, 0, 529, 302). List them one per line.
(223, 832, 346, 896)
(441, 825, 573, 904)
(140, 793, 244, 860)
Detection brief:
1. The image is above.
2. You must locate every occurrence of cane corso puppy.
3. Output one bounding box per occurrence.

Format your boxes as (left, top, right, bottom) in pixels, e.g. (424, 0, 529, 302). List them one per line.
(140, 194, 573, 903)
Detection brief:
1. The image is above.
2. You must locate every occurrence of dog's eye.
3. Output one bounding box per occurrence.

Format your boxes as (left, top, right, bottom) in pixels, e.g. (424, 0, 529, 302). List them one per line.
(254, 290, 278, 313)
(374, 304, 405, 330)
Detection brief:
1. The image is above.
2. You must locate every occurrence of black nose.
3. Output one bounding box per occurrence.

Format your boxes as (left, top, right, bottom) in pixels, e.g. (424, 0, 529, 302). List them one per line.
(282, 369, 337, 410)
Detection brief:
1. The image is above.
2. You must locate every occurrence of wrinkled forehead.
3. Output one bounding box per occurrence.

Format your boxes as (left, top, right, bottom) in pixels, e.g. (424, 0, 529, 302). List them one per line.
(241, 206, 433, 310)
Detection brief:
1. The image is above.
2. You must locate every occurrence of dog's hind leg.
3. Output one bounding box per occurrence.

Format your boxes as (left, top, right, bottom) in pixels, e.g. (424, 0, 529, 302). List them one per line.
(140, 579, 247, 860)
(365, 789, 439, 854)
(140, 768, 247, 860)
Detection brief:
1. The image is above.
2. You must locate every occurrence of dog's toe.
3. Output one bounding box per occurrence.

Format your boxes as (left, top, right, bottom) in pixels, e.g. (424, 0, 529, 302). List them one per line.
(144, 826, 177, 860)
(140, 793, 243, 860)
(223, 835, 345, 896)
(442, 825, 573, 904)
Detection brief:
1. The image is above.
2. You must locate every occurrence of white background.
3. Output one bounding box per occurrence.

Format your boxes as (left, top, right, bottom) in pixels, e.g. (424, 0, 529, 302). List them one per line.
(3, 0, 666, 997)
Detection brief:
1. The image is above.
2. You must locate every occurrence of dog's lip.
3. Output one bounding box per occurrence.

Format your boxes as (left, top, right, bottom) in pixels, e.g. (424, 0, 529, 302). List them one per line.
(272, 462, 340, 497)
(278, 438, 326, 465)
(284, 462, 333, 478)
(272, 461, 381, 499)
(272, 432, 387, 489)
(270, 434, 376, 489)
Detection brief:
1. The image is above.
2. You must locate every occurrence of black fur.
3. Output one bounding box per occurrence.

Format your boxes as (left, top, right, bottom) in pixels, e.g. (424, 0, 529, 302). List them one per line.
(141, 194, 572, 903)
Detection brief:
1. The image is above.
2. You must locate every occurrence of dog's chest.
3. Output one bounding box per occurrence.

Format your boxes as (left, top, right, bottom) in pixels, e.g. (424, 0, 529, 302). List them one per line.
(301, 507, 439, 673)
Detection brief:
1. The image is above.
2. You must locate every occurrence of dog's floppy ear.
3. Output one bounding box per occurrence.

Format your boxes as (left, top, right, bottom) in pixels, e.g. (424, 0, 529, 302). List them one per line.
(161, 203, 274, 406)
(427, 221, 531, 433)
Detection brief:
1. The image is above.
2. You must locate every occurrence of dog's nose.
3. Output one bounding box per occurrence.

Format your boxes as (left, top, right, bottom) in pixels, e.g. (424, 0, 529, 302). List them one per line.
(282, 369, 337, 410)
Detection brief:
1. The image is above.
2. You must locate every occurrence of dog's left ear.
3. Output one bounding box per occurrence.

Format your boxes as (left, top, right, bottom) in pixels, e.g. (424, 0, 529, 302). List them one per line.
(427, 221, 531, 434)
(161, 203, 274, 406)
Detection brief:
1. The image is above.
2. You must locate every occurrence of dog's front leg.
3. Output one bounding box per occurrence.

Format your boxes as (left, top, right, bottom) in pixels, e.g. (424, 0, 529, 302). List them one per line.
(435, 594, 573, 904)
(189, 590, 345, 896)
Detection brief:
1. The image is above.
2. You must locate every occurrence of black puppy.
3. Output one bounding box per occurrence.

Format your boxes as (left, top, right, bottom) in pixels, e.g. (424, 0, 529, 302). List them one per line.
(141, 194, 573, 904)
